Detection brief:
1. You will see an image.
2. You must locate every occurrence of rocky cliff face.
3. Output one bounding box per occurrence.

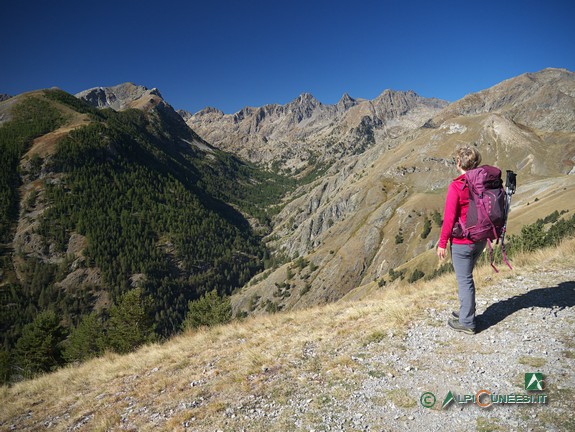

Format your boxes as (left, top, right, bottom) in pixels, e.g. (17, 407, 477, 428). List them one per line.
(77, 83, 214, 152)
(75, 83, 166, 112)
(232, 68, 575, 314)
(181, 90, 448, 170)
(45, 71, 575, 316)
(428, 68, 575, 132)
(0, 94, 11, 102)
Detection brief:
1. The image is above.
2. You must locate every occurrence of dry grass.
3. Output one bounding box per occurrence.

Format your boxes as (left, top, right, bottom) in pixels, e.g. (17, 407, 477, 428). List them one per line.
(2, 238, 574, 431)
(23, 95, 92, 160)
(518, 356, 547, 368)
(386, 388, 417, 409)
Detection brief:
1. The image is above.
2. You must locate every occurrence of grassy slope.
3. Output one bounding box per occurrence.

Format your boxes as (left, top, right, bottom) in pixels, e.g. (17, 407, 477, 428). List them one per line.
(2, 238, 574, 431)
(231, 101, 575, 313)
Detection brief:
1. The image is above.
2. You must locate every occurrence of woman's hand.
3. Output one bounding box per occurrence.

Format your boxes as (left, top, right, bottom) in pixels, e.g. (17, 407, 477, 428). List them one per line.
(437, 246, 447, 260)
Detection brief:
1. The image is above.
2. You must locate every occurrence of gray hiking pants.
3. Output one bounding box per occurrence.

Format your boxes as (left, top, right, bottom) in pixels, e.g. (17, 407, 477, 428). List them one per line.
(451, 241, 486, 328)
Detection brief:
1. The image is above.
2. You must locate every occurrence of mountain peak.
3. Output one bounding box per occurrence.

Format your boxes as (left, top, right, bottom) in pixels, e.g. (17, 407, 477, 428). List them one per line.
(75, 83, 165, 111)
(294, 93, 319, 105)
(197, 106, 225, 116)
(376, 88, 418, 99)
(431, 67, 575, 132)
(337, 92, 356, 110)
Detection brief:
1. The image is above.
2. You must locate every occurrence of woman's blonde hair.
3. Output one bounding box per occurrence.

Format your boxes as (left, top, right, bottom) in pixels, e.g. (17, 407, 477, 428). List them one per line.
(455, 145, 482, 170)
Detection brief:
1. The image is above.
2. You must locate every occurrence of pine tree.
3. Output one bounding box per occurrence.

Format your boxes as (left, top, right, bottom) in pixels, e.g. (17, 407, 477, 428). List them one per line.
(408, 268, 425, 283)
(0, 349, 11, 385)
(14, 310, 67, 378)
(105, 288, 156, 354)
(182, 290, 232, 330)
(63, 312, 105, 363)
(421, 218, 432, 239)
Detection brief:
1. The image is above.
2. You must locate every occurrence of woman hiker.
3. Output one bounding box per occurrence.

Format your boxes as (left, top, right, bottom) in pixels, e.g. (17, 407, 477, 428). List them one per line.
(437, 145, 486, 335)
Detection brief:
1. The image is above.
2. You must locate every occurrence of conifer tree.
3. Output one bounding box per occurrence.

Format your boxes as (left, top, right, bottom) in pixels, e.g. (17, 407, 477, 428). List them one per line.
(182, 290, 232, 330)
(0, 349, 11, 385)
(14, 310, 67, 378)
(63, 312, 105, 363)
(105, 288, 156, 354)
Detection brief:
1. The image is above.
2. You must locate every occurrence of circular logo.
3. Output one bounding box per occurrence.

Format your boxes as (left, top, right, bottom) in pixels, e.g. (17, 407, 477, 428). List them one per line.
(420, 392, 436, 408)
(476, 390, 492, 408)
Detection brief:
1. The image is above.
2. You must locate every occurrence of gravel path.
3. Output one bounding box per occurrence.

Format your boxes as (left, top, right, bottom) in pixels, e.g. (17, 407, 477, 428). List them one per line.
(218, 269, 575, 431)
(345, 270, 575, 432)
(3, 269, 574, 432)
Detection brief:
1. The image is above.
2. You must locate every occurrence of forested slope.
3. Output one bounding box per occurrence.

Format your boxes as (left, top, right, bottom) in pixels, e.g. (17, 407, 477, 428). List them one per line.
(0, 89, 290, 381)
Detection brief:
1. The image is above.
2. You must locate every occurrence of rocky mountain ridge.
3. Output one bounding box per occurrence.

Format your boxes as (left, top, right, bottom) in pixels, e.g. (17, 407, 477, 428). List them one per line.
(76, 82, 216, 154)
(427, 68, 575, 132)
(180, 89, 448, 170)
(3, 69, 574, 325)
(231, 68, 575, 314)
(75, 82, 166, 112)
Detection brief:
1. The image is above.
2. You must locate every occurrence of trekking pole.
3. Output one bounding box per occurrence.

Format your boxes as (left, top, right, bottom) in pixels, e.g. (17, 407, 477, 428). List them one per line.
(502, 170, 517, 239)
(500, 170, 517, 269)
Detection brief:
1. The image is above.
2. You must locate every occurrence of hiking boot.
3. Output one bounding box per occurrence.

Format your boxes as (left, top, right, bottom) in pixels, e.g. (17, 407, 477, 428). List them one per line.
(448, 318, 475, 335)
(452, 312, 482, 325)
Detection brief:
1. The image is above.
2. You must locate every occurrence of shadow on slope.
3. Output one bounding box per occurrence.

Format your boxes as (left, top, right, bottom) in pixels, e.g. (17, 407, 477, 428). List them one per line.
(476, 280, 575, 333)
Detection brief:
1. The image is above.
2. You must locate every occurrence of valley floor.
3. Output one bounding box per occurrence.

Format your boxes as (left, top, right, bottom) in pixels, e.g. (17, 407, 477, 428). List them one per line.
(1, 241, 575, 432)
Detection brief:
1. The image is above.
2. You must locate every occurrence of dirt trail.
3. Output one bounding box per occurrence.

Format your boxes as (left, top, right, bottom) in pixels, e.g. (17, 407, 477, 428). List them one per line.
(23, 112, 91, 159)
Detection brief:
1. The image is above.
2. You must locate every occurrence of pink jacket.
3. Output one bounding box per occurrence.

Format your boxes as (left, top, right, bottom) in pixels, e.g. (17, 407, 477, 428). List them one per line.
(439, 174, 474, 249)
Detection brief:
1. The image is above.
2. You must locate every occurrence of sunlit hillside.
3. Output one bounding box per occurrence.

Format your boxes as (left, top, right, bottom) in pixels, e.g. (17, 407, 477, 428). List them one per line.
(2, 238, 574, 431)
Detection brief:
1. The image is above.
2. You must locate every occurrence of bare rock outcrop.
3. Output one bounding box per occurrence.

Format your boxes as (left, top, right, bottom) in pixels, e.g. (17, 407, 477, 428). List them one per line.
(75, 82, 165, 112)
(232, 68, 575, 313)
(429, 68, 575, 132)
(183, 90, 448, 169)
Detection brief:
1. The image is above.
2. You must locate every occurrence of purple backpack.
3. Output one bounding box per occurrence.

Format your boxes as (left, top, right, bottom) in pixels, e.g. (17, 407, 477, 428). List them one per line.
(452, 165, 511, 271)
(460, 165, 505, 242)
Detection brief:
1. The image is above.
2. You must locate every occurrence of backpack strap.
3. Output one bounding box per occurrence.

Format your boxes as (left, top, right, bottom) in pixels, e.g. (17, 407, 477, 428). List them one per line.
(487, 233, 513, 272)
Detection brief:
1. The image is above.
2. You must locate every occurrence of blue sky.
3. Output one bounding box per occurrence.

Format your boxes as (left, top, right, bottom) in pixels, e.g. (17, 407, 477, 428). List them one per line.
(2, 0, 574, 114)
